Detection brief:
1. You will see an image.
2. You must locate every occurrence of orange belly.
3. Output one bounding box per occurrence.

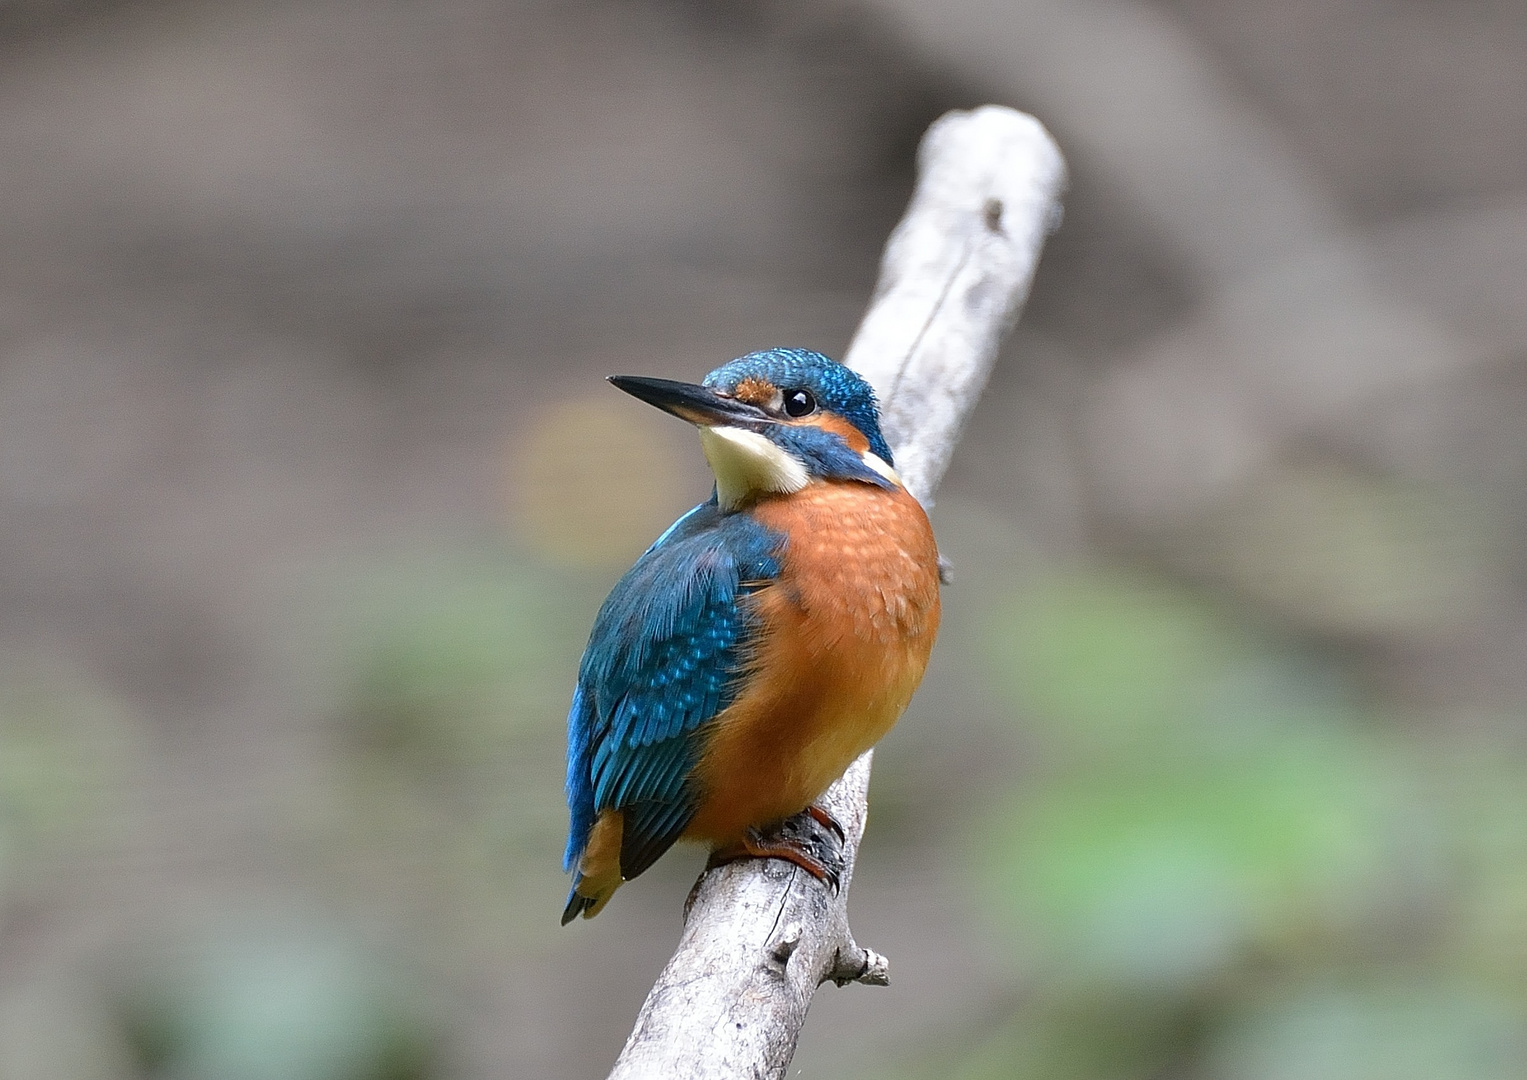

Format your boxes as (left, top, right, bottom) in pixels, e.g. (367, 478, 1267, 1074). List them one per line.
(683, 480, 940, 845)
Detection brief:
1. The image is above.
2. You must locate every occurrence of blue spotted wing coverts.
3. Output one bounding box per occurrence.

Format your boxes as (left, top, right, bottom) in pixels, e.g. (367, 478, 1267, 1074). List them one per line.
(563, 501, 783, 915)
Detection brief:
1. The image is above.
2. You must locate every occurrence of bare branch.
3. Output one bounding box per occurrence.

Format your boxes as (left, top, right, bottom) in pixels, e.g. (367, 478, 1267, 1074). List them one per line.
(606, 105, 1066, 1080)
(866, 0, 1472, 527)
(845, 106, 1066, 507)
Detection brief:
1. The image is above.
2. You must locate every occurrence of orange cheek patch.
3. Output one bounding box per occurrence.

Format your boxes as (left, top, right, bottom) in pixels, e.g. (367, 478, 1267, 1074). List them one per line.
(733, 377, 778, 407)
(800, 413, 870, 454)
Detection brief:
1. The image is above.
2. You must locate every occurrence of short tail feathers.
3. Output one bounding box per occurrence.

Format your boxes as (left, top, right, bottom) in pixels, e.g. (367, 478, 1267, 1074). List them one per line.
(560, 888, 593, 925)
(560, 808, 625, 924)
(560, 875, 619, 924)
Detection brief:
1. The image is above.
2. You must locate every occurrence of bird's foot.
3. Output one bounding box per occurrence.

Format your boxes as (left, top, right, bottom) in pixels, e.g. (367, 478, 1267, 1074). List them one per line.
(707, 805, 847, 893)
(805, 803, 846, 842)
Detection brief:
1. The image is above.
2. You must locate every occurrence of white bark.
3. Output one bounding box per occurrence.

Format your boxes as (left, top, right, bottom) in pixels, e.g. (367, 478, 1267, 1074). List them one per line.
(844, 107, 1067, 508)
(606, 105, 1066, 1080)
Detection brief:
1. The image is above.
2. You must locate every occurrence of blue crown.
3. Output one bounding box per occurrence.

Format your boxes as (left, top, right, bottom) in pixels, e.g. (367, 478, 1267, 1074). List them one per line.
(703, 348, 894, 466)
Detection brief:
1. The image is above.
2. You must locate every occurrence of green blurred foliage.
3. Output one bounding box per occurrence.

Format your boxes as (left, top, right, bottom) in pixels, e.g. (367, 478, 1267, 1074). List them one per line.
(989, 748, 1398, 990)
(1190, 465, 1495, 638)
(0, 662, 132, 900)
(986, 573, 1250, 755)
(0, 550, 587, 1080)
(0, 664, 141, 1080)
(118, 926, 436, 1080)
(1204, 982, 1527, 1080)
(303, 545, 598, 947)
(893, 570, 1527, 1080)
(50, 547, 592, 1080)
(334, 547, 574, 769)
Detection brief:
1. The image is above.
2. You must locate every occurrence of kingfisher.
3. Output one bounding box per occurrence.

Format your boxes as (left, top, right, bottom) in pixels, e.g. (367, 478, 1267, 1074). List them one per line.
(561, 347, 941, 923)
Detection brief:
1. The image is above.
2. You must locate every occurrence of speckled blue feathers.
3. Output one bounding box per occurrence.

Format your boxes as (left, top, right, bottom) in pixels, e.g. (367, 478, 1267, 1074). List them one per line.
(562, 347, 901, 922)
(562, 500, 784, 904)
(704, 348, 895, 466)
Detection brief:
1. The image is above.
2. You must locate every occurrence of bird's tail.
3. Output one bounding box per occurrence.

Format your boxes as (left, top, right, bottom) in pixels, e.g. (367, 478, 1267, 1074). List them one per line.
(560, 809, 624, 924)
(560, 874, 619, 924)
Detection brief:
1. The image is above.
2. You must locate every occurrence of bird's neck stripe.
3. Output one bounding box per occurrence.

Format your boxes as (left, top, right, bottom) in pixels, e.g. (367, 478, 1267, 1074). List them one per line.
(699, 426, 809, 510)
(861, 451, 901, 486)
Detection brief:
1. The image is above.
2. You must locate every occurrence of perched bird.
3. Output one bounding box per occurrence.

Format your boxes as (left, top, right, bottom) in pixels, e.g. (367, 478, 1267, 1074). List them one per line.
(561, 348, 941, 923)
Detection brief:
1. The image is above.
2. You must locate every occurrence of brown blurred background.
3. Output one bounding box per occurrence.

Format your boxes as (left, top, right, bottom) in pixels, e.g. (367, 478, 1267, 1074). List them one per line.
(2, 1, 1527, 1077)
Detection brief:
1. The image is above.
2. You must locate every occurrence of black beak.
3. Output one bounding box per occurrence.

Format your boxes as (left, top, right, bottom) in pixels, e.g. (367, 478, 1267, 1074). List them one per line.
(608, 376, 771, 428)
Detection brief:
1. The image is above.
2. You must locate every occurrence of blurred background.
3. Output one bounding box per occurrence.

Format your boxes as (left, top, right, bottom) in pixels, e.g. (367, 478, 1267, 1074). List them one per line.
(2, 0, 1526, 1076)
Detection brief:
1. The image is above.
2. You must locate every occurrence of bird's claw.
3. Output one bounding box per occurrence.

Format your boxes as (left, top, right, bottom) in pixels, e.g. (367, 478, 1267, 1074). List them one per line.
(708, 805, 847, 893)
(805, 803, 846, 843)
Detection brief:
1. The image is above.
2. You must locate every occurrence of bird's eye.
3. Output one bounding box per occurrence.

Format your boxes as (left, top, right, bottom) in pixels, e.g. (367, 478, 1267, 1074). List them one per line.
(783, 388, 816, 417)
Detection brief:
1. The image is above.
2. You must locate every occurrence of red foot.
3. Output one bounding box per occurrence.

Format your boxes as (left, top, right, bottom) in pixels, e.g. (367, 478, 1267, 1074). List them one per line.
(710, 832, 836, 885)
(708, 806, 846, 891)
(805, 804, 845, 842)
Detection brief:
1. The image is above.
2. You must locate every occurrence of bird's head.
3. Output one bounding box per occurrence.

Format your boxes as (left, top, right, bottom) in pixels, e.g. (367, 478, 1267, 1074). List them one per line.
(609, 348, 898, 511)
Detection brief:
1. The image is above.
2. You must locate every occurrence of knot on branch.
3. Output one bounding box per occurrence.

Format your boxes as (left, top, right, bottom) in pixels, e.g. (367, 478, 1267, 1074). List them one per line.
(769, 923, 803, 969)
(827, 943, 891, 988)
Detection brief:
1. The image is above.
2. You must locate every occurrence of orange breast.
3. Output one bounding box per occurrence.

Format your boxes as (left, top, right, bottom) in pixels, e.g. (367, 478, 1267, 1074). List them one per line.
(683, 479, 941, 845)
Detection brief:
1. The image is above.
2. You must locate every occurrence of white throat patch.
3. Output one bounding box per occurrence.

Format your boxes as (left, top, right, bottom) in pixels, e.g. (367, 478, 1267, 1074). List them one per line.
(698, 426, 810, 510)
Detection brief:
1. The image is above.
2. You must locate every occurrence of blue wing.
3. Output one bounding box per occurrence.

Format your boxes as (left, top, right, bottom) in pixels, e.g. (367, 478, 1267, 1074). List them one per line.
(564, 500, 783, 886)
